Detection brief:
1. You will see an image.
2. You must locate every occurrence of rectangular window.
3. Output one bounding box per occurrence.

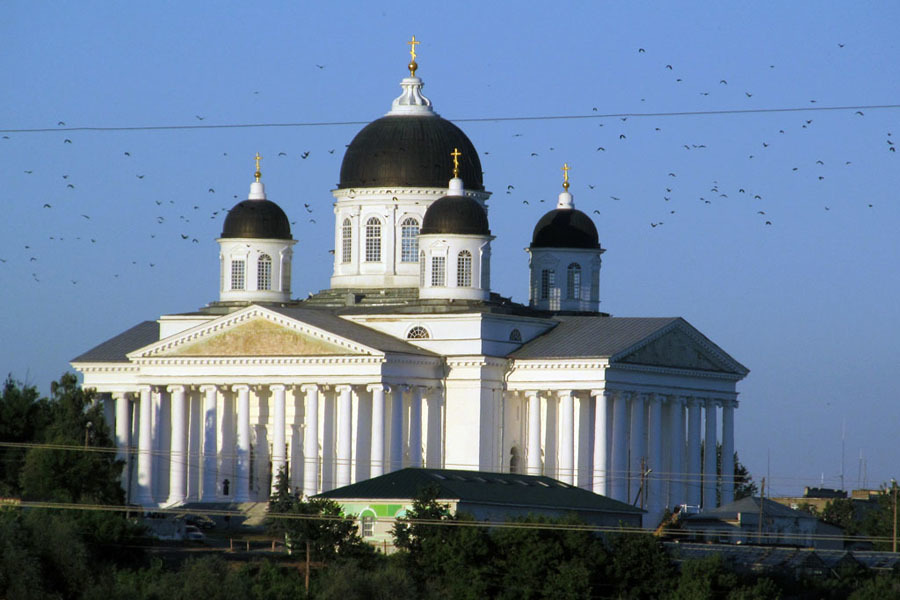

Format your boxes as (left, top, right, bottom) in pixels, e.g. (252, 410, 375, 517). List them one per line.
(258, 255, 272, 290)
(361, 516, 375, 538)
(431, 256, 445, 287)
(342, 219, 352, 264)
(231, 260, 245, 290)
(457, 251, 472, 287)
(401, 220, 419, 263)
(365, 219, 381, 262)
(540, 269, 554, 300)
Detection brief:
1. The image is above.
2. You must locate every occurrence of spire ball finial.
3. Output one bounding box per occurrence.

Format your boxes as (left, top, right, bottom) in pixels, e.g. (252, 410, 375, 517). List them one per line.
(451, 147, 462, 178)
(562, 162, 571, 191)
(407, 35, 420, 76)
(254, 152, 263, 182)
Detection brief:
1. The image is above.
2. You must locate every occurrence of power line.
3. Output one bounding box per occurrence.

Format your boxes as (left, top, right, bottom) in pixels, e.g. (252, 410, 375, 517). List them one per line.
(2, 103, 898, 135)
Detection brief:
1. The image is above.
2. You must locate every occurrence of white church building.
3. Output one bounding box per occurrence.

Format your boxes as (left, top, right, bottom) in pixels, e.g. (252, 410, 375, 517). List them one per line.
(72, 47, 748, 527)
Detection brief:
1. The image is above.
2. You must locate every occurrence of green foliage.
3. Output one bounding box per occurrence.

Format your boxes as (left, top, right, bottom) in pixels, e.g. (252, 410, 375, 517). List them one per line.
(604, 532, 675, 599)
(266, 466, 369, 562)
(313, 556, 416, 600)
(0, 375, 53, 496)
(19, 373, 125, 505)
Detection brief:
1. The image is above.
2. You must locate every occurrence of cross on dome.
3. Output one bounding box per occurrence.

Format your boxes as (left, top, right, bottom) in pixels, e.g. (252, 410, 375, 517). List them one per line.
(562, 162, 571, 191)
(407, 35, 420, 76)
(451, 147, 462, 178)
(254, 152, 263, 182)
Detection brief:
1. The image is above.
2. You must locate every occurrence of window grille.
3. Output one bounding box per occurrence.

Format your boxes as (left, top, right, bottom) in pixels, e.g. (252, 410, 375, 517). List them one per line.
(400, 218, 419, 263)
(540, 269, 555, 300)
(231, 259, 245, 290)
(258, 254, 272, 290)
(341, 218, 352, 263)
(509, 329, 522, 342)
(567, 263, 581, 300)
(457, 250, 472, 287)
(407, 326, 429, 339)
(361, 515, 375, 537)
(365, 217, 381, 262)
(431, 256, 445, 286)
(419, 251, 426, 286)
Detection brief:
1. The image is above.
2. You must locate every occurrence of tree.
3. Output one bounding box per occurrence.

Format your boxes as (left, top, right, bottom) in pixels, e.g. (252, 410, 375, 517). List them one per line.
(603, 532, 675, 599)
(0, 375, 53, 496)
(19, 373, 124, 505)
(265, 466, 368, 562)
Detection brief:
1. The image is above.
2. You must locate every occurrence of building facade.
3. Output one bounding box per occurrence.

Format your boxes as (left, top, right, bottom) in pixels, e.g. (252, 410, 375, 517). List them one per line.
(72, 47, 748, 527)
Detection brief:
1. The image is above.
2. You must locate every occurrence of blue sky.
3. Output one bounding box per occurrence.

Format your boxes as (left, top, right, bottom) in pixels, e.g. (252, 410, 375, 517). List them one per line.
(2, 2, 898, 496)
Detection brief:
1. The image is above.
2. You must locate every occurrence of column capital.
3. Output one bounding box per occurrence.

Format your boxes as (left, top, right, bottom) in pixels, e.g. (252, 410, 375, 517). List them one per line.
(367, 383, 390, 393)
(137, 384, 153, 395)
(589, 389, 606, 398)
(685, 396, 700, 407)
(300, 383, 319, 394)
(335, 384, 353, 394)
(269, 384, 286, 393)
(199, 384, 218, 393)
(166, 384, 186, 395)
(232, 384, 250, 393)
(556, 389, 574, 399)
(524, 390, 541, 400)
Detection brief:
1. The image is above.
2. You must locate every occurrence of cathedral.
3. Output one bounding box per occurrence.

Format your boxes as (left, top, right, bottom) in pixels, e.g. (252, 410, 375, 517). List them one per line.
(72, 43, 748, 527)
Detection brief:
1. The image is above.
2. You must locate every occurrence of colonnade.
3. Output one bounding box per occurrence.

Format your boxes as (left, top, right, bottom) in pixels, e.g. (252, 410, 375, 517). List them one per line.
(108, 382, 439, 507)
(521, 389, 737, 525)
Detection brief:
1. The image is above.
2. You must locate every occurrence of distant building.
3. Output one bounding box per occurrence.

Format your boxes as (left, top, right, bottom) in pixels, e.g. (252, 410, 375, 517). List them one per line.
(680, 496, 843, 550)
(772, 487, 847, 514)
(315, 467, 643, 546)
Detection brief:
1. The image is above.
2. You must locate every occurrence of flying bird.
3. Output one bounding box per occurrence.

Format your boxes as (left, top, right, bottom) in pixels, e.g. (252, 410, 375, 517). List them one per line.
(301, 151, 310, 159)
(64, 139, 72, 144)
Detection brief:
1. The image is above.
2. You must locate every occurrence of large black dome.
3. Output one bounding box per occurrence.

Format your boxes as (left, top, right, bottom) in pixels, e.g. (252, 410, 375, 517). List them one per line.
(339, 116, 483, 190)
(421, 195, 490, 236)
(531, 208, 600, 249)
(221, 199, 292, 240)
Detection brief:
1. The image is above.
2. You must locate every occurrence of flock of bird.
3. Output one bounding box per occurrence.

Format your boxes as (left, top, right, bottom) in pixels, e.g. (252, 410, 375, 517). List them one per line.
(3, 42, 895, 288)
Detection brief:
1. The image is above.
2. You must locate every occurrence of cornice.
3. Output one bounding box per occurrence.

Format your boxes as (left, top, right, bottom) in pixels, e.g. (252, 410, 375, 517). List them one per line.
(332, 187, 491, 201)
(609, 361, 744, 381)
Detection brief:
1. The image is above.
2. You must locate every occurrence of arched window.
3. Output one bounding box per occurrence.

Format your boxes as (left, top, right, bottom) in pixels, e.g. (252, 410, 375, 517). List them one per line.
(540, 269, 555, 300)
(230, 259, 245, 290)
(509, 329, 522, 342)
(407, 326, 430, 339)
(419, 251, 426, 286)
(365, 217, 381, 262)
(431, 256, 446, 286)
(457, 250, 472, 287)
(401, 218, 419, 263)
(567, 263, 582, 300)
(509, 447, 521, 473)
(341, 218, 352, 263)
(258, 254, 272, 290)
(282, 254, 291, 292)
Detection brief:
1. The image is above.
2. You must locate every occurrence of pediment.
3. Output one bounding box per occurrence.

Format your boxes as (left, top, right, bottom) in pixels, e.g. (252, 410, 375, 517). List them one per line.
(131, 306, 377, 359)
(615, 327, 736, 373)
(165, 318, 356, 357)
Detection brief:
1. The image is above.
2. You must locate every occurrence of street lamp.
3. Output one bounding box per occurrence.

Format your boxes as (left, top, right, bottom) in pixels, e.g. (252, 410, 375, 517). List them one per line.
(84, 421, 93, 449)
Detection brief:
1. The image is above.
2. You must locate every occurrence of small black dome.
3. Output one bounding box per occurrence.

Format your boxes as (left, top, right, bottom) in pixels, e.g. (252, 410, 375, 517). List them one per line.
(531, 208, 600, 249)
(221, 199, 292, 240)
(421, 195, 490, 236)
(339, 115, 483, 190)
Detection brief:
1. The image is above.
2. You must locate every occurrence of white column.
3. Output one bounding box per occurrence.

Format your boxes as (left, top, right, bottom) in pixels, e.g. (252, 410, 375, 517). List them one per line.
(591, 390, 609, 496)
(629, 393, 646, 505)
(409, 386, 423, 468)
(647, 394, 663, 525)
(668, 397, 685, 510)
(199, 385, 218, 500)
(390, 386, 405, 471)
(167, 385, 187, 505)
(610, 391, 630, 503)
(113, 392, 130, 462)
(558, 390, 575, 485)
(703, 399, 718, 508)
(686, 397, 703, 507)
(136, 385, 154, 505)
(721, 400, 736, 506)
(301, 384, 319, 497)
(233, 384, 251, 502)
(368, 384, 388, 477)
(336, 385, 353, 487)
(526, 391, 542, 475)
(271, 384, 287, 493)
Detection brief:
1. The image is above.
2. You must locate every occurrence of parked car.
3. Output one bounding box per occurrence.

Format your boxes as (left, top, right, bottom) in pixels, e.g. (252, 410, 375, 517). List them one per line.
(185, 525, 206, 542)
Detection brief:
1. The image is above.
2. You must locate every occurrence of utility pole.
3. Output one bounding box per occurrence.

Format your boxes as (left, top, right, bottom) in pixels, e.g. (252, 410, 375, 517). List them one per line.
(757, 478, 766, 545)
(892, 479, 897, 554)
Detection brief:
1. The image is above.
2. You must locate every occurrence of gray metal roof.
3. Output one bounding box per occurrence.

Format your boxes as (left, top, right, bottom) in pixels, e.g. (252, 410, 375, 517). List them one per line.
(687, 497, 812, 521)
(267, 306, 438, 357)
(70, 320, 160, 363)
(509, 316, 679, 359)
(317, 467, 642, 515)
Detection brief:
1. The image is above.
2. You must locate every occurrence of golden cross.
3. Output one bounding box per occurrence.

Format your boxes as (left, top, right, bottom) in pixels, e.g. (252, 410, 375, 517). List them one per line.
(408, 35, 420, 62)
(451, 147, 462, 178)
(562, 162, 571, 190)
(407, 35, 420, 76)
(254, 152, 262, 182)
